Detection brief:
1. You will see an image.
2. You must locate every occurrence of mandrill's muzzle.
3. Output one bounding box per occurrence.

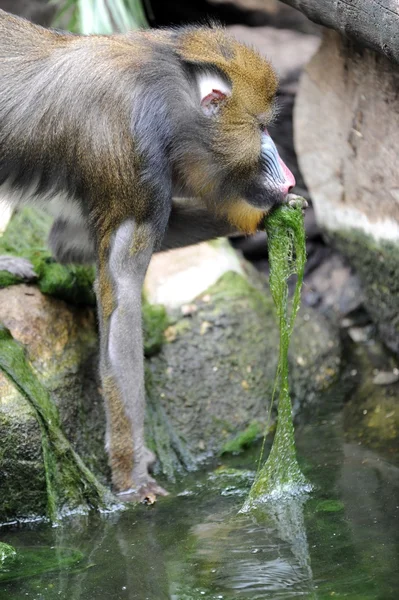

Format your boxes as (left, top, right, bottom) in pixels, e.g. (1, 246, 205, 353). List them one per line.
(261, 130, 296, 198)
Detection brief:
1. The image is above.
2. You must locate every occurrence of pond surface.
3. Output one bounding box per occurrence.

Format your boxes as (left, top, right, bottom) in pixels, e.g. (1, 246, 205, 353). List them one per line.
(1, 394, 398, 600)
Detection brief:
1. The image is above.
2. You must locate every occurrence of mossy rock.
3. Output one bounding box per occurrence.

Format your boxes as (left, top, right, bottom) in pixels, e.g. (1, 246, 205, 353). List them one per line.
(0, 286, 113, 524)
(0, 207, 95, 305)
(327, 229, 399, 354)
(0, 375, 47, 521)
(343, 338, 399, 458)
(146, 271, 341, 468)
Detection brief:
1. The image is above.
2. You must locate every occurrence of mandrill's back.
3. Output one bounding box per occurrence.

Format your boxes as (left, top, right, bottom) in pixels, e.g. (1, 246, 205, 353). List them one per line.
(0, 8, 61, 58)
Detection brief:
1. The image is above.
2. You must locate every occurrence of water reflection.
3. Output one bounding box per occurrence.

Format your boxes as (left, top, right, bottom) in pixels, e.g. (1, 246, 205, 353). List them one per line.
(179, 492, 317, 599)
(255, 495, 316, 597)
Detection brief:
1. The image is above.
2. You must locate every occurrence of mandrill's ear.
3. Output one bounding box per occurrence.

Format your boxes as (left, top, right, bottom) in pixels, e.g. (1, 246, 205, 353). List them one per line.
(196, 72, 231, 117)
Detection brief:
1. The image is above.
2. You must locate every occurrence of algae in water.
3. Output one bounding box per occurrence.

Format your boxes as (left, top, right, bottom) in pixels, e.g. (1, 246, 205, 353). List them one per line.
(244, 200, 311, 508)
(0, 546, 84, 582)
(0, 542, 17, 568)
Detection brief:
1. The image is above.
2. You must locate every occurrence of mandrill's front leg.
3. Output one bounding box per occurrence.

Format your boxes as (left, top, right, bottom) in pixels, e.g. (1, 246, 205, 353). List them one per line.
(95, 218, 168, 503)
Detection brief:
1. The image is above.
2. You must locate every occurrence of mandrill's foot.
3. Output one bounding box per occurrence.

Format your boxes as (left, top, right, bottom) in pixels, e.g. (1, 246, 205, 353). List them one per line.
(143, 446, 157, 470)
(117, 478, 169, 505)
(115, 447, 169, 505)
(286, 194, 308, 211)
(0, 256, 37, 280)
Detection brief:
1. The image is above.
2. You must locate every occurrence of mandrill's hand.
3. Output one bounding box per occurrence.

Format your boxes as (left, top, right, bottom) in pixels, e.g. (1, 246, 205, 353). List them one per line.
(286, 193, 309, 212)
(0, 256, 37, 280)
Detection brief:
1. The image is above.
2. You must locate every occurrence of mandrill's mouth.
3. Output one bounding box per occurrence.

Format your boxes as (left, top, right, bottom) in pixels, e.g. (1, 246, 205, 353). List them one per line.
(258, 195, 309, 231)
(224, 199, 268, 234)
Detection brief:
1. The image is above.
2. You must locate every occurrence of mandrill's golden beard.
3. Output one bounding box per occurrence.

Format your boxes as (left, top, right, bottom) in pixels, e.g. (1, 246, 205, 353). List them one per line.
(222, 199, 266, 234)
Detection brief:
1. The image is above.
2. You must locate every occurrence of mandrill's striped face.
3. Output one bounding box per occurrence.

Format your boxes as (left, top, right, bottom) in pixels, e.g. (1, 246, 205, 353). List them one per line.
(177, 28, 296, 234)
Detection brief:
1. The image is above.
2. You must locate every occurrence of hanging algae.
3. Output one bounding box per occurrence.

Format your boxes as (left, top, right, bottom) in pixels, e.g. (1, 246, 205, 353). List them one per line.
(0, 325, 117, 521)
(244, 199, 311, 509)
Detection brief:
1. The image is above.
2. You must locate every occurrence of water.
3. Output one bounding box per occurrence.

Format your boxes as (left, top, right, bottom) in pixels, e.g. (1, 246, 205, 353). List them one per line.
(1, 395, 398, 600)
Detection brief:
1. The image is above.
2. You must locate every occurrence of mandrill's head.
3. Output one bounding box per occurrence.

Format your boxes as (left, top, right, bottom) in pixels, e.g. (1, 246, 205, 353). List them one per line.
(173, 26, 296, 233)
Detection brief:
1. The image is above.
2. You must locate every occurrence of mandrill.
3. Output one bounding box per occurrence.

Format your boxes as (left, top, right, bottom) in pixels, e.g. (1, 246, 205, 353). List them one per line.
(0, 9, 296, 501)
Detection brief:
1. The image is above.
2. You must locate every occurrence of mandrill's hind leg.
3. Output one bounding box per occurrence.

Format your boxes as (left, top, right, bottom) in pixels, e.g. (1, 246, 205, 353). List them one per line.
(95, 218, 168, 503)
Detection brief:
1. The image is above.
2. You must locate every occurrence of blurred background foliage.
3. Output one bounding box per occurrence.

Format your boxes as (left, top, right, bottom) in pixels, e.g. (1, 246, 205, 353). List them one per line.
(52, 0, 149, 34)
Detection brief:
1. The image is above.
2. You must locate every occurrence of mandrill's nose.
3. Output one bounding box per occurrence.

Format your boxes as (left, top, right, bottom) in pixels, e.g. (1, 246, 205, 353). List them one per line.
(278, 156, 296, 196)
(261, 130, 296, 198)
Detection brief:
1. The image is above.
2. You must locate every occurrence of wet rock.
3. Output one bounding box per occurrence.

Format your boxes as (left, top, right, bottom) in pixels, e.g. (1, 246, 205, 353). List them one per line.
(0, 372, 46, 520)
(372, 370, 399, 386)
(347, 326, 373, 344)
(343, 338, 399, 458)
(304, 254, 364, 319)
(295, 30, 399, 353)
(0, 231, 340, 520)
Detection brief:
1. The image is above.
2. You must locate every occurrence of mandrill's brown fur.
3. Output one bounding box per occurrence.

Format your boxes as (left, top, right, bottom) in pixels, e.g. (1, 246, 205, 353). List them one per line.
(0, 9, 293, 502)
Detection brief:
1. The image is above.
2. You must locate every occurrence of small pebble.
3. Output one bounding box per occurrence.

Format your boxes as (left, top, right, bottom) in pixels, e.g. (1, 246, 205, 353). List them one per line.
(373, 371, 399, 386)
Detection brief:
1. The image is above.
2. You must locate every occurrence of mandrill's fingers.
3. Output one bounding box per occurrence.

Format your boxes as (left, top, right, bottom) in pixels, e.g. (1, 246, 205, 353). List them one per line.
(0, 256, 37, 280)
(286, 194, 308, 211)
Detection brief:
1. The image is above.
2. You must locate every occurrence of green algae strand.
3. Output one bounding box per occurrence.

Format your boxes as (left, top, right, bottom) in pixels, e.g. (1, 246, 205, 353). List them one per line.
(244, 200, 311, 508)
(0, 542, 17, 568)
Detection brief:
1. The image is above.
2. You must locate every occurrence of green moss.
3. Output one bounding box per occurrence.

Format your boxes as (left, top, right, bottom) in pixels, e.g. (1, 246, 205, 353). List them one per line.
(36, 260, 96, 305)
(142, 300, 169, 357)
(315, 499, 345, 513)
(0, 271, 23, 287)
(220, 421, 263, 454)
(329, 229, 399, 353)
(0, 208, 95, 305)
(245, 201, 310, 508)
(0, 325, 116, 521)
(202, 270, 273, 311)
